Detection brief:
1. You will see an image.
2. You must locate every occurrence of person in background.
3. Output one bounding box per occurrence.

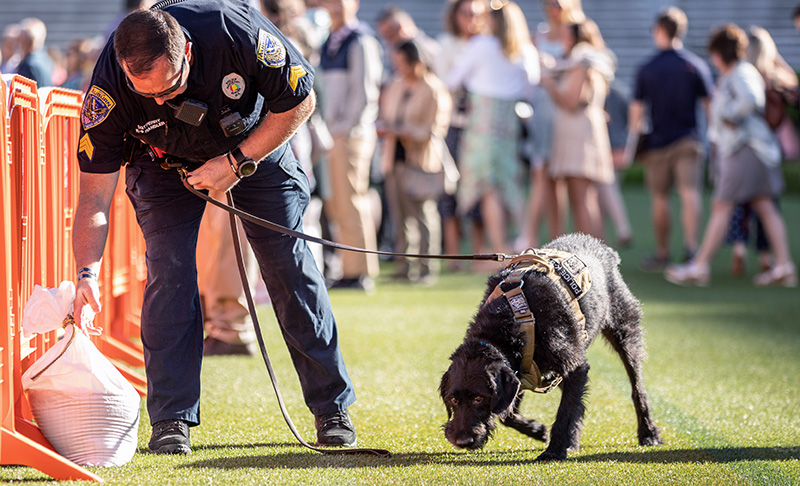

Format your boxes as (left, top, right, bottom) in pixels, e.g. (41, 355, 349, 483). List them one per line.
(541, 18, 614, 240)
(519, 0, 584, 249)
(380, 40, 451, 285)
(725, 25, 798, 277)
(61, 38, 98, 92)
(666, 24, 796, 287)
(1, 23, 22, 75)
(375, 6, 440, 70)
(318, 0, 383, 291)
(600, 53, 634, 249)
(16, 17, 54, 87)
(433, 0, 489, 271)
(628, 6, 713, 272)
(445, 1, 539, 266)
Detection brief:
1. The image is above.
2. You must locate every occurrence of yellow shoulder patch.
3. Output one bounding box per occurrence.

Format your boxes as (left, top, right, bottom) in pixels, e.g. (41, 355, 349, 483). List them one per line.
(79, 133, 95, 160)
(289, 65, 307, 93)
(256, 29, 286, 68)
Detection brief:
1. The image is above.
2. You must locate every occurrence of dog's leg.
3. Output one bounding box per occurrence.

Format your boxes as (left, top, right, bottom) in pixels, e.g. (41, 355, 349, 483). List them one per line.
(602, 326, 664, 447)
(535, 363, 589, 462)
(499, 393, 549, 442)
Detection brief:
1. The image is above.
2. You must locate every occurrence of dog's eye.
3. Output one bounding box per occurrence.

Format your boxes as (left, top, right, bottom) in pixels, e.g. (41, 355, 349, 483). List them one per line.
(450, 397, 459, 405)
(473, 396, 483, 404)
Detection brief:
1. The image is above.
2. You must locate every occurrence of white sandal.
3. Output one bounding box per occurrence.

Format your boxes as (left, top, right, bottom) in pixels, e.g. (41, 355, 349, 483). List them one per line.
(665, 261, 710, 287)
(753, 263, 798, 288)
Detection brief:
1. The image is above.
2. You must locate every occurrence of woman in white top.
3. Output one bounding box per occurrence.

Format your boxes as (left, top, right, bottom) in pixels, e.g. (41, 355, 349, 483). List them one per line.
(434, 0, 489, 269)
(445, 1, 539, 258)
(519, 0, 584, 249)
(666, 24, 795, 287)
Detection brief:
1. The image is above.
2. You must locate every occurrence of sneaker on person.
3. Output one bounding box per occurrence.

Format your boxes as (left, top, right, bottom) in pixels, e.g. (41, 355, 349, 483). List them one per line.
(203, 336, 257, 357)
(149, 419, 191, 454)
(315, 410, 357, 447)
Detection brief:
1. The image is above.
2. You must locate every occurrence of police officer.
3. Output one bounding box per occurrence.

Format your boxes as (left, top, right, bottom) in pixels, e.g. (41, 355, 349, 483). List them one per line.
(72, 0, 357, 454)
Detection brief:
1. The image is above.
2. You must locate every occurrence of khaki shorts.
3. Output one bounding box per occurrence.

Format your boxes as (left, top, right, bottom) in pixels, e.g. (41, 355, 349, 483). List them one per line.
(641, 137, 704, 195)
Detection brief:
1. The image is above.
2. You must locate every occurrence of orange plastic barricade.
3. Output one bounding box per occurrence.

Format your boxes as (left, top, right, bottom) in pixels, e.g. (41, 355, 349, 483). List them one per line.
(38, 87, 146, 396)
(0, 77, 103, 481)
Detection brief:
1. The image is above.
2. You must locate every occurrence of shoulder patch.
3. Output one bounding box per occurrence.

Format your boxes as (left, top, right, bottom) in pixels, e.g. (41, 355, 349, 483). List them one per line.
(82, 85, 116, 130)
(256, 29, 286, 68)
(288, 65, 307, 93)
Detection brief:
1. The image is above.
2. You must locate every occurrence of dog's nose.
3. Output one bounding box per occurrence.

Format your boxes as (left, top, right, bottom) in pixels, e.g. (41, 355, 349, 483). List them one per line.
(455, 436, 475, 448)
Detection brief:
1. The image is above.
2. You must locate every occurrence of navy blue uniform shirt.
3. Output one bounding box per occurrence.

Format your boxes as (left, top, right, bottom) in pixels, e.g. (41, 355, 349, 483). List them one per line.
(633, 49, 713, 151)
(78, 0, 314, 173)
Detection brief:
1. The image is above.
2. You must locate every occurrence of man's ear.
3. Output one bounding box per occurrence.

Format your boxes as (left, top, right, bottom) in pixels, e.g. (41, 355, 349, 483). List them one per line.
(491, 365, 520, 417)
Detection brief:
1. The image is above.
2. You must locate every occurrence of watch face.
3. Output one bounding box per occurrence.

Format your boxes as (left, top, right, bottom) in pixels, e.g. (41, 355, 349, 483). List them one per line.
(239, 160, 257, 177)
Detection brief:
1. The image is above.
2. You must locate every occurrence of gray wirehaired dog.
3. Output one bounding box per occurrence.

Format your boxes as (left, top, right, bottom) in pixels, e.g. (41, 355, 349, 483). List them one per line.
(439, 233, 663, 461)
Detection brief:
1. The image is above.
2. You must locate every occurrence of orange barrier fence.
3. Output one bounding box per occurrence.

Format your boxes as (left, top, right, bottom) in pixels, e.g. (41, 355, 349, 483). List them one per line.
(1, 74, 147, 481)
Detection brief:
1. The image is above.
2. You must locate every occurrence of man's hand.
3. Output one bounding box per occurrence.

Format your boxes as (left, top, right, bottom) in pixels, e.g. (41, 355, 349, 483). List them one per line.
(74, 276, 103, 335)
(185, 154, 241, 193)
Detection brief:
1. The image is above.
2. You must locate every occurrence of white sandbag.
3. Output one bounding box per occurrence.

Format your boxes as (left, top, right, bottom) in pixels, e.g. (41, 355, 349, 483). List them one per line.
(21, 282, 140, 467)
(21, 282, 75, 337)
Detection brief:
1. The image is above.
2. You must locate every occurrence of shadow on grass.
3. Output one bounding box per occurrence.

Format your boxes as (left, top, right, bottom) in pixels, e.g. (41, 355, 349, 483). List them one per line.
(178, 446, 800, 470)
(575, 446, 800, 464)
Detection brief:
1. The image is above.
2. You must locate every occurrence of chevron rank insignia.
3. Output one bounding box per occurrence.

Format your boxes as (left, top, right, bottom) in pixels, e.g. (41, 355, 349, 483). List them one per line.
(289, 65, 307, 93)
(79, 133, 95, 160)
(82, 85, 116, 130)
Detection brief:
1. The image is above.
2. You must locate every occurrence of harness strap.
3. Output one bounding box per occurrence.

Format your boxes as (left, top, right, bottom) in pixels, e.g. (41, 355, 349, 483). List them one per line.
(484, 248, 591, 394)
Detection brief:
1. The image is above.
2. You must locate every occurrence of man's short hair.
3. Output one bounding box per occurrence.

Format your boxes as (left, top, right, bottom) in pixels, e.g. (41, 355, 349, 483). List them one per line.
(114, 9, 185, 76)
(655, 6, 688, 41)
(708, 23, 747, 66)
(793, 4, 800, 19)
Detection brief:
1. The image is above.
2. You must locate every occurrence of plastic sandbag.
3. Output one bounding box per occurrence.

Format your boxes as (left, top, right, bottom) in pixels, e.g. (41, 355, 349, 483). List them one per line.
(20, 283, 140, 467)
(21, 282, 75, 337)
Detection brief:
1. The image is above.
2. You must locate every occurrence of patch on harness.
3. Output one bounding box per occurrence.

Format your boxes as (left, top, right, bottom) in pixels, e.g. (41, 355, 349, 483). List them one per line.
(507, 293, 529, 316)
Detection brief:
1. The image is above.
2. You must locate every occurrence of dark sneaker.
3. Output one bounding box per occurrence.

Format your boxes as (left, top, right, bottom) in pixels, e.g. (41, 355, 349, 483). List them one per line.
(315, 410, 357, 447)
(682, 248, 697, 263)
(203, 336, 257, 357)
(148, 419, 191, 454)
(638, 254, 671, 272)
(328, 276, 375, 294)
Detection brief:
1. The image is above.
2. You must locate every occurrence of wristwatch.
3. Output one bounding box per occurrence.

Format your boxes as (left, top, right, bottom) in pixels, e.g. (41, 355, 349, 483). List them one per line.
(230, 147, 257, 178)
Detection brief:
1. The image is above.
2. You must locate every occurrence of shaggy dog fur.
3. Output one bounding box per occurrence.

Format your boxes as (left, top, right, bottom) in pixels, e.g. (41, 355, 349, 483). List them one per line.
(439, 233, 664, 461)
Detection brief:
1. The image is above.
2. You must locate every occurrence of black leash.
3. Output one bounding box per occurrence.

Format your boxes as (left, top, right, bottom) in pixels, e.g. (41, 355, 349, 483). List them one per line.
(224, 190, 390, 457)
(178, 170, 514, 264)
(178, 168, 514, 457)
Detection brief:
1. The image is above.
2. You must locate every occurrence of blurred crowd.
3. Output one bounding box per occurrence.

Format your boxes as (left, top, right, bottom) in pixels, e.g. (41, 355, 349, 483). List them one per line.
(1, 0, 798, 293)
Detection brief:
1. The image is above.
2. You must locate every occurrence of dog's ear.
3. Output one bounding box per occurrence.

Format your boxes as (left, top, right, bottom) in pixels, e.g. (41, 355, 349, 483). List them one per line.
(490, 364, 520, 417)
(439, 369, 453, 418)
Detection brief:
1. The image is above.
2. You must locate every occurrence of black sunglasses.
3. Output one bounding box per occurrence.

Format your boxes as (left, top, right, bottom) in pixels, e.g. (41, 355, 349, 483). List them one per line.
(126, 56, 186, 99)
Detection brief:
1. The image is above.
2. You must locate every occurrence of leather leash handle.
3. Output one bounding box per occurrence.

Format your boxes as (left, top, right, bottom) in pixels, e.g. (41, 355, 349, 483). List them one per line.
(180, 172, 511, 263)
(224, 191, 390, 457)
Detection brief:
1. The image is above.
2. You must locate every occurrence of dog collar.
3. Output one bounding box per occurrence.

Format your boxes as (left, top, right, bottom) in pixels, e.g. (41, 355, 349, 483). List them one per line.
(483, 248, 591, 393)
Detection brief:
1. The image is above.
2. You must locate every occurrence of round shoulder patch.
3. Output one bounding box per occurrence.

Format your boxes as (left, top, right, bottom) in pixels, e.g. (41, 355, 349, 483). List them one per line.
(82, 85, 116, 130)
(256, 29, 286, 68)
(222, 73, 245, 100)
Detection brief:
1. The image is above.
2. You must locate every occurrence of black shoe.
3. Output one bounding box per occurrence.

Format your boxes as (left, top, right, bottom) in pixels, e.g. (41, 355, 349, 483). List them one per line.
(682, 248, 697, 263)
(328, 276, 375, 294)
(638, 254, 671, 272)
(149, 419, 191, 454)
(315, 410, 357, 447)
(203, 336, 257, 357)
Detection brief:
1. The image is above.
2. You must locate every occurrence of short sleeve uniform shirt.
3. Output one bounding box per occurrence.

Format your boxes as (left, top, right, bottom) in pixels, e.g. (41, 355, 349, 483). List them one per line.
(78, 0, 314, 173)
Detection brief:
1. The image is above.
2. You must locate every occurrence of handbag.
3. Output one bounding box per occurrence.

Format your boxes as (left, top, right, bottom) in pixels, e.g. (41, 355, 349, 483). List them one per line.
(398, 136, 459, 201)
(764, 86, 786, 131)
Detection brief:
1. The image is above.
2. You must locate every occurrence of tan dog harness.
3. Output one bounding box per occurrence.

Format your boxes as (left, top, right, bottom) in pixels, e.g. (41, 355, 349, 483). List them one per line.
(483, 248, 591, 393)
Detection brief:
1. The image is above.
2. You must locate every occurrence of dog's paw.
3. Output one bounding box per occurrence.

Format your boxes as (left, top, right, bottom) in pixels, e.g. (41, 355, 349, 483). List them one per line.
(534, 450, 566, 462)
(531, 424, 549, 443)
(639, 433, 664, 447)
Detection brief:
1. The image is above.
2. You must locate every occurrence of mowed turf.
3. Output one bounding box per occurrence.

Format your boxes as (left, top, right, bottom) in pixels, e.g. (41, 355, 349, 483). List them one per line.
(3, 186, 799, 485)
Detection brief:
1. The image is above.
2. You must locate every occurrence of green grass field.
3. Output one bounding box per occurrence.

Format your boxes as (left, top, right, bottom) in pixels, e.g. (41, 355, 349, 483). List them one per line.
(3, 186, 800, 485)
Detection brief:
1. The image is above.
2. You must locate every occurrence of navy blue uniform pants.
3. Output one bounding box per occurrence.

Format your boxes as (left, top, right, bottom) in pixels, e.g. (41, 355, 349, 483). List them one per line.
(124, 145, 355, 426)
